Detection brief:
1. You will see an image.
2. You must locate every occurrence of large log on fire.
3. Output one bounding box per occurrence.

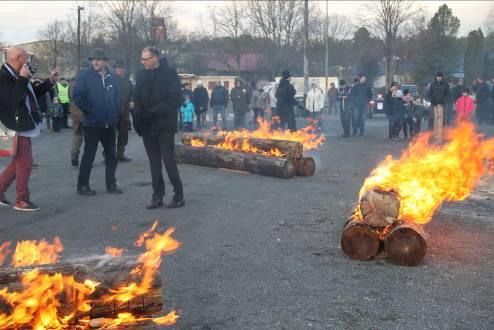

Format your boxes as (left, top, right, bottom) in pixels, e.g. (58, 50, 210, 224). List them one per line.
(0, 255, 163, 319)
(181, 133, 304, 159)
(294, 157, 316, 176)
(384, 221, 427, 266)
(341, 219, 381, 261)
(175, 144, 296, 178)
(359, 189, 400, 227)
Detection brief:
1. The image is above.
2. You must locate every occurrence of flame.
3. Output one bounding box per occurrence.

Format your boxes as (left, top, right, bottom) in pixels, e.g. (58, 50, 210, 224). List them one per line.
(105, 222, 180, 304)
(0, 269, 98, 329)
(0, 222, 181, 329)
(358, 121, 494, 224)
(0, 241, 11, 265)
(191, 117, 325, 157)
(105, 246, 124, 257)
(11, 237, 63, 267)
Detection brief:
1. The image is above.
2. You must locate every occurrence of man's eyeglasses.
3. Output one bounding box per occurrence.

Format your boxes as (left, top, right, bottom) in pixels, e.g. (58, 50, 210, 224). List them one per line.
(141, 56, 155, 62)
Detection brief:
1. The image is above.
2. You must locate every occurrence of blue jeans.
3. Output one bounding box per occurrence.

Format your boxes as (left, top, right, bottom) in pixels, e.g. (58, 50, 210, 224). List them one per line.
(234, 112, 246, 129)
(352, 105, 367, 135)
(212, 105, 227, 129)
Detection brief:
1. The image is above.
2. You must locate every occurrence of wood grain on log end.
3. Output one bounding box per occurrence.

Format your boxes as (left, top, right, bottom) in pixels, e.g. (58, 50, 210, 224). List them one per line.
(341, 220, 381, 261)
(385, 222, 427, 266)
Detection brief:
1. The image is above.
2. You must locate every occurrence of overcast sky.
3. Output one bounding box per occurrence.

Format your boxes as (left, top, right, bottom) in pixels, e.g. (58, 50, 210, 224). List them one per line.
(0, 1, 492, 45)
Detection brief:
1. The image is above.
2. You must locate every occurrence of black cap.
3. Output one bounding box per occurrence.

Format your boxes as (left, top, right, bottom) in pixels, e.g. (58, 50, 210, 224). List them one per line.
(282, 70, 292, 79)
(463, 88, 470, 94)
(403, 89, 409, 95)
(88, 48, 108, 61)
(339, 79, 346, 86)
(435, 71, 444, 78)
(113, 59, 125, 68)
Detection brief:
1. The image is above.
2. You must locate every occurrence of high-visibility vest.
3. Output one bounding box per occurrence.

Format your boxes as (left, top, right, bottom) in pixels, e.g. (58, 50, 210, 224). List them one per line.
(57, 83, 70, 104)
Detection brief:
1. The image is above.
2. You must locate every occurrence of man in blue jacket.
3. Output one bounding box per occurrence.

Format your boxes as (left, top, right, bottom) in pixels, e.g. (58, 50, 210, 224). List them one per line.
(72, 48, 122, 196)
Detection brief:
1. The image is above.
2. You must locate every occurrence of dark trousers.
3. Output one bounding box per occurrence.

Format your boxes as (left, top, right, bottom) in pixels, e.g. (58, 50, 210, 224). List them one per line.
(403, 116, 414, 138)
(386, 114, 394, 138)
(279, 110, 297, 132)
(328, 101, 337, 115)
(61, 103, 70, 128)
(78, 127, 117, 188)
(71, 120, 83, 161)
(234, 112, 246, 129)
(393, 114, 404, 138)
(142, 133, 183, 202)
(412, 116, 422, 137)
(196, 111, 207, 129)
(310, 111, 323, 130)
(340, 109, 352, 136)
(352, 104, 367, 135)
(253, 108, 265, 128)
(0, 136, 32, 203)
(117, 116, 129, 158)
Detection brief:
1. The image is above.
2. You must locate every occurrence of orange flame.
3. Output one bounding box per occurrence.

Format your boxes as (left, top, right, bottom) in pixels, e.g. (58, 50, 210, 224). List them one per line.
(358, 121, 494, 224)
(11, 237, 63, 267)
(105, 246, 124, 257)
(0, 241, 11, 266)
(191, 117, 325, 157)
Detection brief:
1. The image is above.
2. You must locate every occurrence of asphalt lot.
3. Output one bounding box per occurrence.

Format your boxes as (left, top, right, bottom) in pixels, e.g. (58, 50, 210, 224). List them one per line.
(1, 114, 494, 330)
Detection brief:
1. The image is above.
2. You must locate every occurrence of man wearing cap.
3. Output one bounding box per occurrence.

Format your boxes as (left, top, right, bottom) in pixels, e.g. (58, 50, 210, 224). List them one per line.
(275, 70, 297, 131)
(72, 48, 122, 196)
(113, 59, 133, 162)
(425, 71, 450, 141)
(337, 80, 352, 137)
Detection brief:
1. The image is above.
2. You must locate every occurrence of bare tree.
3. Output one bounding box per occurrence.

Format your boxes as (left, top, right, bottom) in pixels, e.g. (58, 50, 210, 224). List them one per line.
(362, 0, 421, 86)
(38, 20, 66, 68)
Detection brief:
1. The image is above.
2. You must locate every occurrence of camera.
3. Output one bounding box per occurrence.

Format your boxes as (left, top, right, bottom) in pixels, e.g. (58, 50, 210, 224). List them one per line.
(27, 62, 37, 75)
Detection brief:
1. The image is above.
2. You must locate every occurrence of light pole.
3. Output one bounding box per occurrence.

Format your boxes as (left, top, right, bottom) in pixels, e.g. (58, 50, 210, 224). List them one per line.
(303, 0, 309, 105)
(77, 6, 84, 72)
(325, 0, 328, 93)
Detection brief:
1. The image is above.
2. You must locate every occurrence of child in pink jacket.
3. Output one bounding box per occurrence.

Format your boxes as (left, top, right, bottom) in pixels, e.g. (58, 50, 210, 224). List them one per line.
(455, 88, 475, 121)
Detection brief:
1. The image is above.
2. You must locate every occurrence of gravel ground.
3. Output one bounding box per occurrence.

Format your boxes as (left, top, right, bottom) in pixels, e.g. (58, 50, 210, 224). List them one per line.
(1, 114, 493, 330)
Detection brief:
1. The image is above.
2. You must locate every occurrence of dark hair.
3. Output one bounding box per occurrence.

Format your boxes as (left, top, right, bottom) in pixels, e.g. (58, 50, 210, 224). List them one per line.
(143, 46, 159, 57)
(403, 89, 410, 95)
(390, 81, 398, 87)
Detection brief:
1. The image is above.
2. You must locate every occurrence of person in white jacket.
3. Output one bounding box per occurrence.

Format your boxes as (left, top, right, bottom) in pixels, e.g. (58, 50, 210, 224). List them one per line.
(306, 82, 325, 130)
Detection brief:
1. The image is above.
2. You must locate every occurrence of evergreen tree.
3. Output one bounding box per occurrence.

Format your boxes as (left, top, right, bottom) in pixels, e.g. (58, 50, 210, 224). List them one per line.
(353, 27, 381, 86)
(464, 29, 485, 84)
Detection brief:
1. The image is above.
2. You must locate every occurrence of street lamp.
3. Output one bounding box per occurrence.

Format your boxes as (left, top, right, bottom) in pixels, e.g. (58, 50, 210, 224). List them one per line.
(77, 6, 84, 72)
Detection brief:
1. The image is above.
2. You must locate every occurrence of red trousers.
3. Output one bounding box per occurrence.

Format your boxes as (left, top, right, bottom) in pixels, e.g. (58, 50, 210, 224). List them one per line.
(0, 136, 33, 203)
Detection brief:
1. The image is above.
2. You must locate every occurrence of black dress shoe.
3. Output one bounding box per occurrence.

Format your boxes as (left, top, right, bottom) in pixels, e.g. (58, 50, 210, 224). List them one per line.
(107, 184, 123, 194)
(78, 185, 96, 196)
(166, 199, 185, 209)
(147, 200, 164, 209)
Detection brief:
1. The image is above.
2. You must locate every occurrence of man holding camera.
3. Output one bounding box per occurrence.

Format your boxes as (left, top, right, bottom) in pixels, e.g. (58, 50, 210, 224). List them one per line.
(0, 45, 59, 211)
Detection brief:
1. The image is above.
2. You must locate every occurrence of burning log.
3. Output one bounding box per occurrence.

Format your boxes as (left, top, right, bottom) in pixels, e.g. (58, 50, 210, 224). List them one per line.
(181, 133, 304, 159)
(175, 144, 296, 179)
(0, 255, 163, 319)
(340, 219, 381, 261)
(384, 221, 427, 266)
(294, 157, 316, 176)
(359, 189, 400, 227)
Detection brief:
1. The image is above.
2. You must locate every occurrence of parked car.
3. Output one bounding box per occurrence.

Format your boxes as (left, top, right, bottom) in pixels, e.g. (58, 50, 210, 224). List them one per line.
(368, 92, 385, 118)
(401, 84, 419, 97)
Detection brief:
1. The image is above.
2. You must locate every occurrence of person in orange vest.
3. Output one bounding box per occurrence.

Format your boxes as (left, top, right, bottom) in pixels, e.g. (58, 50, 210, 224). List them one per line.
(455, 88, 475, 121)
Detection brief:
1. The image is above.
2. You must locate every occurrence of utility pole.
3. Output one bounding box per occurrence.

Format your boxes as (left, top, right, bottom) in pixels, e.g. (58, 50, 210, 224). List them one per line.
(77, 5, 84, 72)
(325, 0, 328, 93)
(303, 0, 309, 106)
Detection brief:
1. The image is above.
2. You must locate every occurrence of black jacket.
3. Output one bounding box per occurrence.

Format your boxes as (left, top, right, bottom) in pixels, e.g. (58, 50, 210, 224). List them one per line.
(476, 83, 490, 105)
(275, 78, 296, 113)
(349, 83, 372, 108)
(132, 58, 182, 135)
(115, 74, 133, 118)
(337, 86, 352, 111)
(383, 90, 393, 115)
(0, 64, 52, 132)
(210, 86, 228, 107)
(451, 85, 464, 103)
(193, 86, 209, 113)
(426, 81, 450, 106)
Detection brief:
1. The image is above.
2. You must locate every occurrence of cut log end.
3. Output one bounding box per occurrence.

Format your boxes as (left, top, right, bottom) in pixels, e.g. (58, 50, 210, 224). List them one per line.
(359, 189, 400, 227)
(341, 220, 381, 261)
(385, 222, 427, 266)
(295, 157, 316, 176)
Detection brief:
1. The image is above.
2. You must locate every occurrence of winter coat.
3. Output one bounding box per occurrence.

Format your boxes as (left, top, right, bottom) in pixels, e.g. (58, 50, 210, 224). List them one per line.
(327, 87, 338, 104)
(210, 85, 229, 107)
(72, 66, 120, 128)
(426, 81, 450, 106)
(383, 90, 393, 116)
(337, 86, 352, 112)
(132, 58, 182, 135)
(269, 87, 277, 108)
(115, 74, 133, 118)
(391, 95, 405, 118)
(251, 89, 270, 110)
(0, 63, 52, 132)
(181, 100, 195, 123)
(306, 87, 325, 112)
(451, 85, 464, 103)
(455, 95, 475, 119)
(230, 86, 249, 113)
(193, 86, 209, 114)
(349, 83, 372, 108)
(275, 78, 296, 114)
(476, 83, 490, 105)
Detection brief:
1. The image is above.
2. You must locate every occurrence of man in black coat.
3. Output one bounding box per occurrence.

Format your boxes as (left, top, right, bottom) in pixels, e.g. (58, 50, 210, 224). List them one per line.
(113, 60, 133, 162)
(337, 80, 352, 137)
(276, 70, 297, 132)
(349, 75, 373, 136)
(476, 77, 491, 125)
(0, 46, 59, 211)
(193, 80, 209, 129)
(425, 71, 450, 142)
(133, 46, 184, 209)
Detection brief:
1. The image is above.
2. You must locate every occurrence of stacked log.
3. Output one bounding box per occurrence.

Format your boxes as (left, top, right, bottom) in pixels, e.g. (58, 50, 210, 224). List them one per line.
(0, 255, 163, 320)
(341, 189, 428, 266)
(179, 133, 316, 178)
